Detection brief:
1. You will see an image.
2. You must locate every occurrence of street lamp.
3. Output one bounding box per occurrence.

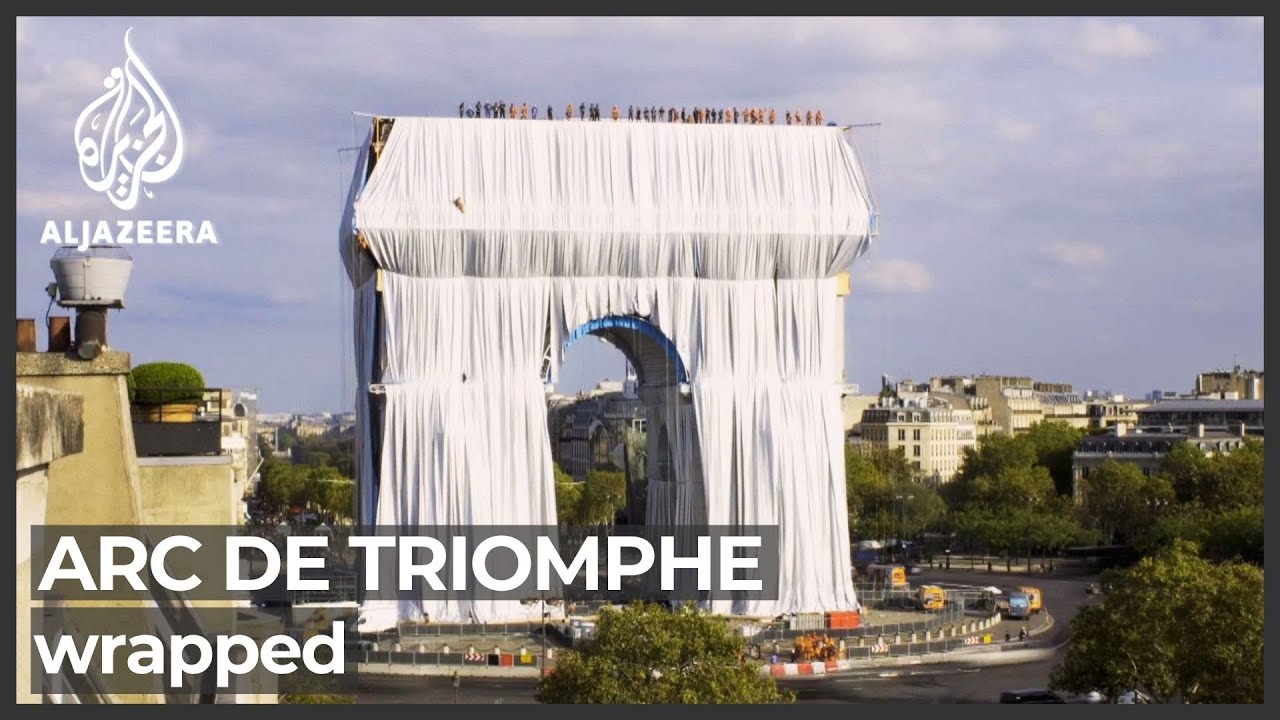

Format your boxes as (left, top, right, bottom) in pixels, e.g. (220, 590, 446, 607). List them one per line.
(522, 591, 555, 677)
(893, 494, 914, 560)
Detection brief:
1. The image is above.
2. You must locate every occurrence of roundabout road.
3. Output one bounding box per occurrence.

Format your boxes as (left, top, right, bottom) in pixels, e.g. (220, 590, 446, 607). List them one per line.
(357, 568, 1102, 704)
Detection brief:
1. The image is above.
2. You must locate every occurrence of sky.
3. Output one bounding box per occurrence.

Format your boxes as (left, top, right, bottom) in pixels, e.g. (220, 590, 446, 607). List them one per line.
(15, 17, 1264, 412)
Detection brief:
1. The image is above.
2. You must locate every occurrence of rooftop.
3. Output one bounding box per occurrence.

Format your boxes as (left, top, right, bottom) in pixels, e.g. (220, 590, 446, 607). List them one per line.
(1140, 399, 1263, 413)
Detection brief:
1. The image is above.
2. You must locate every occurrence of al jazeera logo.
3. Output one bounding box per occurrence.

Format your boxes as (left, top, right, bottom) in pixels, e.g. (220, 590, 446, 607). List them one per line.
(40, 28, 218, 250)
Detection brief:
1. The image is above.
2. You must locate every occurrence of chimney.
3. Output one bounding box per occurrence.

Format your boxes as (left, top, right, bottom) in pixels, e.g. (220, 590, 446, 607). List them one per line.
(16, 318, 36, 352)
(1195, 423, 1205, 438)
(1115, 422, 1127, 437)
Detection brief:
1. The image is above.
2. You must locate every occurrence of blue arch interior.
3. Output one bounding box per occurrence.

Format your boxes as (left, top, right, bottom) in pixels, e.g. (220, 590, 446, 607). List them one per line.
(563, 315, 689, 384)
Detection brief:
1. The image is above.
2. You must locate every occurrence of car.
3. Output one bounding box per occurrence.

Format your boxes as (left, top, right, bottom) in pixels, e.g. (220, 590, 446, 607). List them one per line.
(1116, 690, 1154, 704)
(1085, 582, 1102, 595)
(999, 689, 1065, 704)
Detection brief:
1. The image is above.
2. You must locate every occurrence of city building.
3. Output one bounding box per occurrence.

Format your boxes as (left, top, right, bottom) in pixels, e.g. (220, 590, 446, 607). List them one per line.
(16, 344, 278, 703)
(840, 388, 879, 438)
(547, 376, 647, 480)
(208, 388, 261, 498)
(1071, 422, 1251, 501)
(1084, 395, 1151, 431)
(1034, 383, 1090, 430)
(857, 399, 978, 483)
(1136, 398, 1264, 436)
(1195, 366, 1263, 400)
(928, 375, 1084, 434)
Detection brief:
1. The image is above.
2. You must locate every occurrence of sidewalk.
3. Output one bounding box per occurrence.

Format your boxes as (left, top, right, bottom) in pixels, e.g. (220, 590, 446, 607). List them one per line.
(924, 555, 1058, 575)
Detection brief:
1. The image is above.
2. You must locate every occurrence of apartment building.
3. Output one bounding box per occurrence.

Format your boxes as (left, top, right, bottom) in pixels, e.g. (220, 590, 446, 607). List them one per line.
(858, 401, 978, 483)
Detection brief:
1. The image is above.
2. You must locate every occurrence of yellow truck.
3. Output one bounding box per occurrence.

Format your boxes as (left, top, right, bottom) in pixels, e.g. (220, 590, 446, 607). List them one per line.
(867, 563, 908, 588)
(916, 585, 947, 612)
(1018, 586, 1044, 614)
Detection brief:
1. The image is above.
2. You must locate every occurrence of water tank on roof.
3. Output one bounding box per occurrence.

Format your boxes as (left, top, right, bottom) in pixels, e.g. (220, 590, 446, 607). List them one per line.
(50, 245, 133, 306)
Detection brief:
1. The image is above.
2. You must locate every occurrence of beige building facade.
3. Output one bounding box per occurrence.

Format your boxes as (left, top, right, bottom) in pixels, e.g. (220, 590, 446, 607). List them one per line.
(858, 403, 978, 483)
(15, 349, 278, 704)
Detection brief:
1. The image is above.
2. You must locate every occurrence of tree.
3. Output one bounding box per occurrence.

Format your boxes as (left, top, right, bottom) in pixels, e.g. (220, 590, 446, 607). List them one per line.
(945, 432, 1056, 513)
(307, 473, 355, 524)
(579, 470, 627, 526)
(969, 464, 1057, 510)
(1050, 540, 1263, 703)
(845, 446, 893, 539)
(952, 432, 1037, 488)
(1079, 460, 1173, 545)
(1199, 439, 1263, 511)
(553, 463, 583, 525)
(1023, 421, 1084, 496)
(845, 445, 942, 543)
(1136, 504, 1263, 565)
(535, 603, 793, 704)
(257, 458, 308, 519)
(1160, 442, 1208, 504)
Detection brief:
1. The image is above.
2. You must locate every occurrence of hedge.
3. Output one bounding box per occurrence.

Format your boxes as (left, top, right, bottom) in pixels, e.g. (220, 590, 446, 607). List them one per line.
(130, 361, 206, 405)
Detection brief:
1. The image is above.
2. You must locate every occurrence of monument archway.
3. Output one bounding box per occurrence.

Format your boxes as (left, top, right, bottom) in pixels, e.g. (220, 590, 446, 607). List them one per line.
(343, 115, 876, 626)
(552, 314, 696, 527)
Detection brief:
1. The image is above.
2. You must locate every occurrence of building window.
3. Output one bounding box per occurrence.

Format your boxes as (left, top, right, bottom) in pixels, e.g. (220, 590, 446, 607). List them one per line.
(913, 429, 921, 441)
(913, 445, 921, 457)
(897, 429, 906, 441)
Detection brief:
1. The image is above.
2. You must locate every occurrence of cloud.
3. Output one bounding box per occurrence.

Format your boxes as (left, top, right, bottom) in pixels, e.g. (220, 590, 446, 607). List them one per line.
(852, 257, 933, 294)
(13, 18, 1262, 410)
(1078, 20, 1160, 60)
(995, 118, 1036, 142)
(16, 189, 103, 218)
(1042, 242, 1108, 268)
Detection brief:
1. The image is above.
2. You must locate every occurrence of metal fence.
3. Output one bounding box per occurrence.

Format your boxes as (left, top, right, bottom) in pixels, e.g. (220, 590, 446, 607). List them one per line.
(355, 612, 1019, 670)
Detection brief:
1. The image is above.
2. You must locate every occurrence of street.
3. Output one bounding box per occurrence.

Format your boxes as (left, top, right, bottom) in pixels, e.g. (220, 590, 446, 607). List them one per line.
(356, 568, 1099, 704)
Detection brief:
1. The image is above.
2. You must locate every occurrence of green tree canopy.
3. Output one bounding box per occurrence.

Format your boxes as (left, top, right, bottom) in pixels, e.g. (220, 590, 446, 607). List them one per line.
(535, 603, 793, 704)
(1050, 540, 1263, 703)
(1135, 504, 1263, 565)
(1199, 439, 1264, 511)
(257, 458, 308, 519)
(845, 445, 944, 542)
(579, 470, 627, 526)
(953, 432, 1038, 487)
(1023, 421, 1085, 496)
(1160, 442, 1209, 504)
(1079, 460, 1174, 545)
(552, 463, 583, 525)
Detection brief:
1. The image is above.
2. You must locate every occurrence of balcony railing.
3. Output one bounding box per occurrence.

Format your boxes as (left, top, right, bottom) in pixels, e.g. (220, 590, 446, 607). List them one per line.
(131, 387, 224, 457)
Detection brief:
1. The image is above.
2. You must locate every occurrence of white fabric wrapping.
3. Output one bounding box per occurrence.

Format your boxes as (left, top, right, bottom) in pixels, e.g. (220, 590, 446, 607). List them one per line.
(344, 117, 869, 626)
